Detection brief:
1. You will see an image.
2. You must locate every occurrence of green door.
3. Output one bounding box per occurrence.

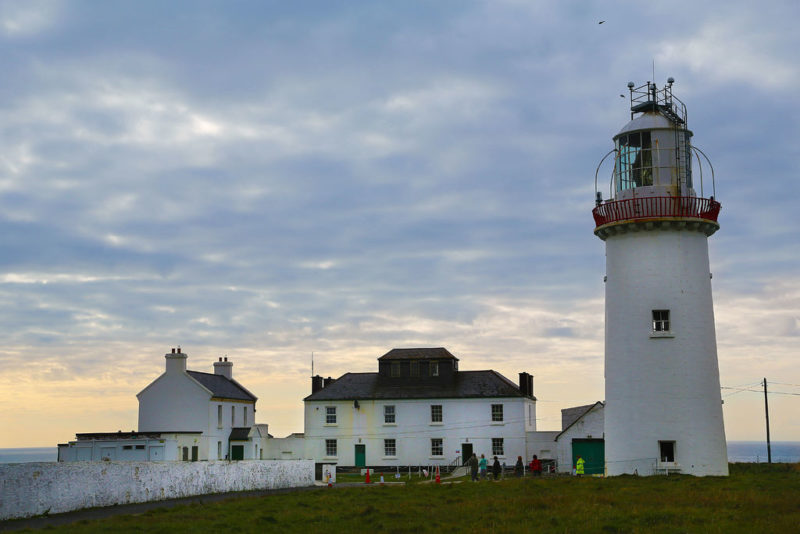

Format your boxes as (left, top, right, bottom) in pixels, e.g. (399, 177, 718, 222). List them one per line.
(572, 439, 605, 475)
(354, 444, 366, 467)
(231, 445, 244, 461)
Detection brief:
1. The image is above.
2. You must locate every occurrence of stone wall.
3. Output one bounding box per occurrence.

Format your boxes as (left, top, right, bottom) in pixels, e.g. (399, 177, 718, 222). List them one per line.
(0, 460, 313, 520)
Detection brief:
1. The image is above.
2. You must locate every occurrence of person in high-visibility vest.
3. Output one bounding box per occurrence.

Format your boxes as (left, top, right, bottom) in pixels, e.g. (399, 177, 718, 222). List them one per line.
(575, 456, 585, 476)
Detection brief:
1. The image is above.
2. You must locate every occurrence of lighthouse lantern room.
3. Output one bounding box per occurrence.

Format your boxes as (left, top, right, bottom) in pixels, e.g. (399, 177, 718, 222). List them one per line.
(594, 80, 728, 476)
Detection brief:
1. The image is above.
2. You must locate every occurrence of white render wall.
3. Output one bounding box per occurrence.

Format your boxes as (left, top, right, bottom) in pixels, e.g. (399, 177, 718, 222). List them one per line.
(0, 460, 313, 520)
(525, 431, 559, 463)
(604, 229, 728, 476)
(555, 405, 605, 473)
(304, 397, 535, 467)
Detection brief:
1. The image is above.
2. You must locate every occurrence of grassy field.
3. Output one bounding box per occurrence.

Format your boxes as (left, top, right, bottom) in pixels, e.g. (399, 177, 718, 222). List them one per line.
(15, 463, 800, 533)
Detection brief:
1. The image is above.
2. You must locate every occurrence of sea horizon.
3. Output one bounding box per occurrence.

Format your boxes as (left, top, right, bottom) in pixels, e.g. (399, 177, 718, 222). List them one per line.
(2, 441, 798, 464)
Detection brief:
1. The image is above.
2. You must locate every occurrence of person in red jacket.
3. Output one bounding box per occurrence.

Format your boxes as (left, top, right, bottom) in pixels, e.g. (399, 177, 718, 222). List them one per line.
(529, 454, 542, 476)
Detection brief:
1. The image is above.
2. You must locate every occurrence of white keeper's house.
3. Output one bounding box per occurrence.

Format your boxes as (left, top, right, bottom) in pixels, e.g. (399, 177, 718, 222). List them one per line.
(302, 347, 537, 469)
(59, 348, 268, 462)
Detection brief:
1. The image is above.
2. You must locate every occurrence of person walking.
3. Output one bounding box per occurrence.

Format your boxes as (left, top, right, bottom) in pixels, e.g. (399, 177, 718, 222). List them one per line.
(479, 454, 488, 480)
(529, 455, 542, 477)
(576, 455, 585, 477)
(468, 453, 479, 482)
(492, 455, 502, 480)
(514, 456, 524, 477)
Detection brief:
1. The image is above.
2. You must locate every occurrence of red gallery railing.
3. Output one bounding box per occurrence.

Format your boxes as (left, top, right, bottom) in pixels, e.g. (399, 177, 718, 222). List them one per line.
(592, 196, 721, 228)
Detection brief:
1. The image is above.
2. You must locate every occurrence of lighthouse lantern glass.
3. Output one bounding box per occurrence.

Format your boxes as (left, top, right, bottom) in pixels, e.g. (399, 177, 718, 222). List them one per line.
(615, 132, 653, 191)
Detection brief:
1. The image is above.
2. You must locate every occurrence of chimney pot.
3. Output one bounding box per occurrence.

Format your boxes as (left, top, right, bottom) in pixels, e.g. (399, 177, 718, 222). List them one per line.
(172, 348, 175, 354)
(224, 356, 227, 362)
(177, 346, 181, 353)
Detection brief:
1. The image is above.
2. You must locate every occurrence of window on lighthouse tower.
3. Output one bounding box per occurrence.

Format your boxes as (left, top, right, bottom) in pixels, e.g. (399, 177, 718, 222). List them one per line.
(652, 310, 670, 332)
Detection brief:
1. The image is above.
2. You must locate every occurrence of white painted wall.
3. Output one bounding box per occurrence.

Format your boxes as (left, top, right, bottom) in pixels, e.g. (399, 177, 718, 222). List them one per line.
(555, 405, 604, 473)
(262, 435, 308, 460)
(304, 397, 534, 467)
(525, 431, 559, 464)
(58, 439, 179, 462)
(137, 373, 210, 435)
(0, 460, 313, 520)
(604, 229, 728, 476)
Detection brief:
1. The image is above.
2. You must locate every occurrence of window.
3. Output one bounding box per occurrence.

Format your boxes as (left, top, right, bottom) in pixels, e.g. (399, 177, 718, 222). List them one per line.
(217, 441, 222, 459)
(431, 438, 443, 456)
(616, 131, 653, 191)
(659, 441, 676, 462)
(243, 406, 248, 426)
(326, 406, 337, 424)
(384, 405, 396, 424)
(390, 362, 400, 377)
(430, 361, 439, 376)
(122, 445, 132, 450)
(652, 309, 670, 332)
(325, 439, 337, 457)
(384, 439, 396, 457)
(430, 404, 442, 423)
(135, 445, 145, 450)
(492, 438, 504, 456)
(491, 404, 504, 422)
(217, 405, 223, 427)
(410, 361, 419, 377)
(528, 405, 534, 426)
(231, 405, 235, 425)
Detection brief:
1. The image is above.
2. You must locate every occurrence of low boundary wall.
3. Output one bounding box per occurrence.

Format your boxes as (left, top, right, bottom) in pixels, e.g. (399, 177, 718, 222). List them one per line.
(0, 460, 314, 520)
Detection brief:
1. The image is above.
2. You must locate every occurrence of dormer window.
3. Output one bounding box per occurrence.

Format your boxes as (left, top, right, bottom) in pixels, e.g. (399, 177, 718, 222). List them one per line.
(430, 361, 439, 377)
(410, 361, 419, 377)
(390, 362, 400, 377)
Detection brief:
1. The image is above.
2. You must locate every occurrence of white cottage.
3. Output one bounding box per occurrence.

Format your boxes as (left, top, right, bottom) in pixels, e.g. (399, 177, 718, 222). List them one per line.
(303, 348, 537, 469)
(137, 348, 260, 461)
(59, 348, 266, 462)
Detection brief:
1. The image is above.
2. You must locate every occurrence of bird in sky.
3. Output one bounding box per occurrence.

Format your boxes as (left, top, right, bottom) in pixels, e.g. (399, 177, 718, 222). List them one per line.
(599, 20, 605, 24)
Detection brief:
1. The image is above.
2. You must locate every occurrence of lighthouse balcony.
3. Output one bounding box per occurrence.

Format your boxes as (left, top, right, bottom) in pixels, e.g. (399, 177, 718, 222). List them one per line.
(593, 196, 720, 239)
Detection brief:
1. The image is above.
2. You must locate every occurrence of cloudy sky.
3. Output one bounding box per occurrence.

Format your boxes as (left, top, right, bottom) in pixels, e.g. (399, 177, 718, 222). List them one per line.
(1, 0, 798, 448)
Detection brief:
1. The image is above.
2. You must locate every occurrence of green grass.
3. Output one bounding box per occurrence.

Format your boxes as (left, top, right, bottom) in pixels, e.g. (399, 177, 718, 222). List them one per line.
(18, 463, 800, 533)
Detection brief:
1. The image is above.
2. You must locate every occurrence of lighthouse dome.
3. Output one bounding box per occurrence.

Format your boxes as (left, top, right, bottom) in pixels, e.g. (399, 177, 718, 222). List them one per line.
(615, 111, 687, 138)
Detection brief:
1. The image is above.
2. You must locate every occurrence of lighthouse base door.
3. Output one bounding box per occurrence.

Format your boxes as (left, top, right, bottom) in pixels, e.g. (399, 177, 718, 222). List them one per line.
(572, 439, 605, 475)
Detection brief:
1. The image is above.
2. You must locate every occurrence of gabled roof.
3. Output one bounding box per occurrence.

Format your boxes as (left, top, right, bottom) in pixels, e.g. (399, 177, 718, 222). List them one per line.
(229, 427, 252, 441)
(187, 371, 257, 402)
(378, 347, 458, 361)
(304, 370, 529, 401)
(555, 401, 604, 441)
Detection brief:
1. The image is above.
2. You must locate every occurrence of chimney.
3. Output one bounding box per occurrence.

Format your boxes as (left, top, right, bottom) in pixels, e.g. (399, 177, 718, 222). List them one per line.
(323, 376, 336, 388)
(519, 372, 534, 398)
(311, 375, 323, 394)
(165, 347, 187, 374)
(214, 356, 233, 380)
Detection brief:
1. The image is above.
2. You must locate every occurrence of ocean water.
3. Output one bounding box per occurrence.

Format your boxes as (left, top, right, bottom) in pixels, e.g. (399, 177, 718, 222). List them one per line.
(0, 447, 58, 463)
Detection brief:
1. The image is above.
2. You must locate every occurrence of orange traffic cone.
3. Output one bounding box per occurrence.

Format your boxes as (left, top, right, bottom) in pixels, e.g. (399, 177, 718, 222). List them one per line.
(435, 465, 441, 484)
(365, 468, 371, 484)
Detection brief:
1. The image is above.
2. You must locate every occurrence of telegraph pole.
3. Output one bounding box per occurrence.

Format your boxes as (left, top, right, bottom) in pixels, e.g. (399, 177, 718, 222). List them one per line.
(763, 378, 772, 463)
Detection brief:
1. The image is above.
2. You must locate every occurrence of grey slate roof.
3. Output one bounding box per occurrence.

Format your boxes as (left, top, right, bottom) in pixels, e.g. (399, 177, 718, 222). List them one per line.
(229, 427, 252, 441)
(378, 347, 458, 361)
(561, 403, 598, 430)
(304, 370, 529, 401)
(187, 371, 257, 402)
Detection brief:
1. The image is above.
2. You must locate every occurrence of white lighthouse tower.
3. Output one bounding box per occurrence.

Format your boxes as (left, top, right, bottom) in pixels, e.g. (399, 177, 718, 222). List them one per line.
(593, 80, 728, 476)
